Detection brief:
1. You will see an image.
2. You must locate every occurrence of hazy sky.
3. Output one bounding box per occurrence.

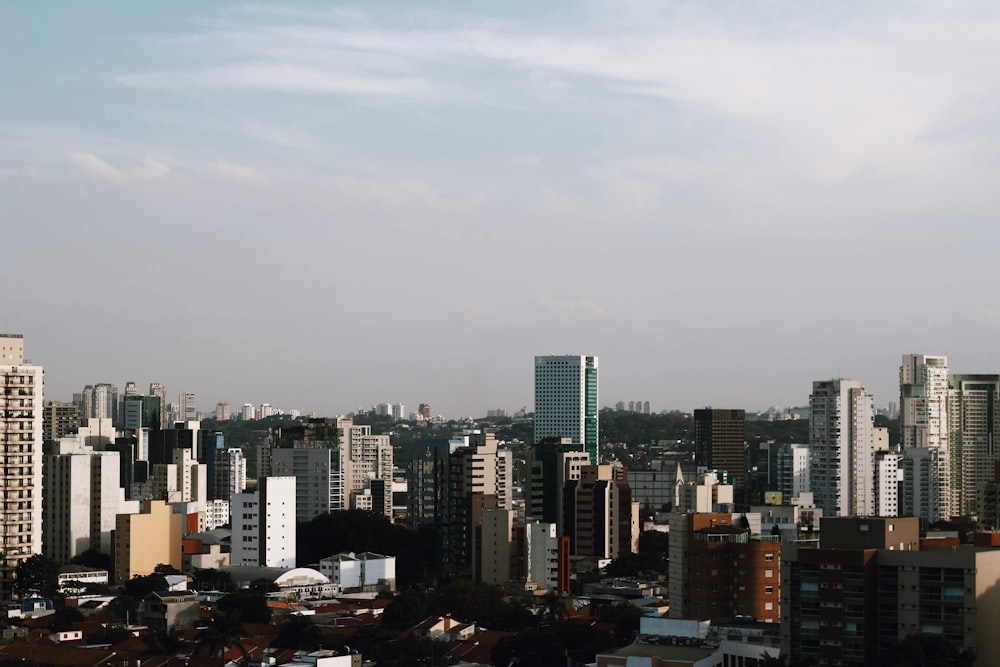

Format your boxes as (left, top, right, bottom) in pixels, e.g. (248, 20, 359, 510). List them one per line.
(4, 1, 1000, 417)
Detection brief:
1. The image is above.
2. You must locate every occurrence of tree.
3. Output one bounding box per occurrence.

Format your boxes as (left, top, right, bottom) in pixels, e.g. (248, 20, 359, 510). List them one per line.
(70, 549, 111, 571)
(272, 615, 321, 650)
(153, 563, 181, 576)
(196, 608, 250, 664)
(122, 572, 169, 600)
(13, 554, 60, 598)
(381, 588, 429, 629)
(216, 591, 272, 625)
(191, 568, 235, 592)
(491, 630, 566, 667)
(48, 606, 85, 633)
(604, 603, 642, 645)
(144, 627, 187, 656)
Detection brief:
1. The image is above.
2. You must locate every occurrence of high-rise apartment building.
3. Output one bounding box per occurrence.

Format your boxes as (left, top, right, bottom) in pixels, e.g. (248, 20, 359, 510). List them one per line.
(148, 382, 168, 429)
(43, 421, 122, 562)
(668, 512, 781, 623)
(947, 374, 1000, 516)
(0, 334, 43, 596)
(781, 516, 1000, 666)
(874, 451, 903, 517)
(527, 441, 590, 530)
(272, 443, 347, 522)
(900, 354, 952, 520)
(534, 355, 599, 464)
(231, 476, 296, 568)
(179, 393, 197, 422)
(809, 380, 875, 517)
(76, 383, 118, 424)
(776, 443, 811, 500)
(42, 401, 81, 444)
(693, 409, 747, 491)
(215, 401, 231, 421)
(562, 463, 638, 560)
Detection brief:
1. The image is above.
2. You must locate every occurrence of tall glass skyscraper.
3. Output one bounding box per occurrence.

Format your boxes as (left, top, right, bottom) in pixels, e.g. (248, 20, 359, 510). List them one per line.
(534, 355, 599, 464)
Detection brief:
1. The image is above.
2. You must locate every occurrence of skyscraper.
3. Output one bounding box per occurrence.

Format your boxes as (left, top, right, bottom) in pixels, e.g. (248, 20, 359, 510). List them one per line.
(947, 374, 1000, 516)
(0, 334, 43, 596)
(900, 354, 952, 520)
(809, 379, 875, 517)
(534, 355, 599, 464)
(693, 408, 747, 490)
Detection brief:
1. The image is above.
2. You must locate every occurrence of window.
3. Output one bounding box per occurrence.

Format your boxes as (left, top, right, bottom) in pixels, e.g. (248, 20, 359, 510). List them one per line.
(765, 569, 774, 578)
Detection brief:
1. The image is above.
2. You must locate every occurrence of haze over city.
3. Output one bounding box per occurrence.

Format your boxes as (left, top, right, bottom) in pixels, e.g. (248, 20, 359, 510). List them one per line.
(4, 1, 1000, 416)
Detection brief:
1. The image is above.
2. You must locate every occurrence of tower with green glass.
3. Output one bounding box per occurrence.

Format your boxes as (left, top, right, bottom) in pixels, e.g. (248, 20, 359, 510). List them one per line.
(534, 355, 600, 464)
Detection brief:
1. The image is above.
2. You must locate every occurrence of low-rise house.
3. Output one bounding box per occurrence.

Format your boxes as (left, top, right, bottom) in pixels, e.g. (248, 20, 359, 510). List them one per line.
(141, 591, 201, 631)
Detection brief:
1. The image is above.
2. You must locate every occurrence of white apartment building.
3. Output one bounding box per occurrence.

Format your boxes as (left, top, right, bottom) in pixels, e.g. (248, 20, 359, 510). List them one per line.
(231, 476, 296, 568)
(875, 451, 903, 517)
(179, 393, 197, 422)
(900, 354, 951, 520)
(948, 374, 1000, 516)
(527, 521, 560, 591)
(43, 420, 123, 562)
(0, 334, 43, 596)
(809, 379, 875, 517)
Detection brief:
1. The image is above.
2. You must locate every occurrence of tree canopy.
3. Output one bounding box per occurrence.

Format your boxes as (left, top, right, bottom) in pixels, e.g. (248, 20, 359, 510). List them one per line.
(297, 510, 443, 587)
(13, 554, 60, 598)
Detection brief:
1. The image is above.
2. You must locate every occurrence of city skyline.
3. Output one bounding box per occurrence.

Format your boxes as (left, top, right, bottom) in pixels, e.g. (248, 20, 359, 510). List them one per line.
(5, 2, 1000, 417)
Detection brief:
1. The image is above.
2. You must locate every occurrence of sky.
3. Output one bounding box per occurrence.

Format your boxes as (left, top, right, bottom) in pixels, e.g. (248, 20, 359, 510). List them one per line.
(3, 1, 1000, 418)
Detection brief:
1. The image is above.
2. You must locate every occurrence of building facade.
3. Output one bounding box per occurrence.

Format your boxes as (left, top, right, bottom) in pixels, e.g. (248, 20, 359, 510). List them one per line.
(900, 354, 951, 520)
(809, 379, 875, 517)
(534, 355, 599, 463)
(230, 476, 296, 568)
(694, 409, 747, 492)
(0, 334, 43, 597)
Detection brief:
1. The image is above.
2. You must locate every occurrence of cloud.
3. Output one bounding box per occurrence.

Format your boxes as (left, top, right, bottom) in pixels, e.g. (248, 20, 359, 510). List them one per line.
(65, 152, 173, 183)
(116, 64, 427, 96)
(534, 296, 607, 317)
(201, 159, 267, 183)
(0, 166, 42, 178)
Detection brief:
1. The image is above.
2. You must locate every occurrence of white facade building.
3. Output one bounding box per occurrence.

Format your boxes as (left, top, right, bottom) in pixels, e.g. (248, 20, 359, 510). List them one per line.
(875, 451, 903, 517)
(43, 420, 123, 562)
(534, 355, 599, 463)
(318, 551, 396, 592)
(809, 379, 875, 517)
(526, 522, 560, 591)
(900, 354, 951, 520)
(215, 447, 247, 501)
(231, 477, 296, 568)
(948, 374, 1000, 516)
(777, 443, 811, 501)
(0, 334, 43, 596)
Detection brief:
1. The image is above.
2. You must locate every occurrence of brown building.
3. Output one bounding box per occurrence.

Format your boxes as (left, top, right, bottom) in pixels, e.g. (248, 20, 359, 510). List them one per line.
(42, 400, 81, 444)
(694, 409, 746, 491)
(669, 512, 780, 623)
(563, 464, 638, 560)
(780, 516, 1000, 666)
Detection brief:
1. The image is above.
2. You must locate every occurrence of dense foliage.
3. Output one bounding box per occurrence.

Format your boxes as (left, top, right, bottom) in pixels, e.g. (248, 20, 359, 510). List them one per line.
(297, 510, 443, 587)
